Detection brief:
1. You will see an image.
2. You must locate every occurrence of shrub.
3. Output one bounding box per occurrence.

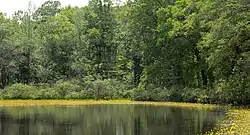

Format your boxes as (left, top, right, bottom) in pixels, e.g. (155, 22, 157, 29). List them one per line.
(1, 79, 130, 100)
(132, 86, 148, 101)
(157, 88, 170, 101)
(0, 89, 3, 99)
(36, 88, 61, 99)
(122, 89, 134, 99)
(215, 74, 250, 105)
(132, 84, 170, 101)
(134, 90, 152, 101)
(91, 79, 116, 99)
(65, 91, 82, 99)
(210, 81, 231, 104)
(132, 85, 212, 103)
(182, 88, 210, 103)
(4, 84, 37, 99)
(82, 79, 129, 100)
(79, 89, 95, 99)
(52, 81, 81, 98)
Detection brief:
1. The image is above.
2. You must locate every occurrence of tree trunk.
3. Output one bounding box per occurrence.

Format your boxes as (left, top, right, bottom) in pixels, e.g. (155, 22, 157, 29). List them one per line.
(133, 55, 143, 86)
(195, 48, 207, 86)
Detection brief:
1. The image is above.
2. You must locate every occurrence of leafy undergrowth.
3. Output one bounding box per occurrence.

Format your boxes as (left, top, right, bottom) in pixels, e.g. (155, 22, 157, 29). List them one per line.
(204, 109, 250, 135)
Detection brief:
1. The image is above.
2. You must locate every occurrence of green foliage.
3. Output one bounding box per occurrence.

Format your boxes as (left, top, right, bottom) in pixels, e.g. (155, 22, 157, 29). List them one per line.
(3, 84, 36, 99)
(182, 88, 209, 103)
(0, 88, 3, 99)
(132, 84, 181, 102)
(0, 0, 250, 105)
(64, 91, 83, 99)
(1, 79, 130, 100)
(35, 88, 61, 99)
(52, 81, 80, 98)
(33, 0, 61, 20)
(133, 86, 211, 104)
(210, 74, 250, 105)
(82, 79, 129, 100)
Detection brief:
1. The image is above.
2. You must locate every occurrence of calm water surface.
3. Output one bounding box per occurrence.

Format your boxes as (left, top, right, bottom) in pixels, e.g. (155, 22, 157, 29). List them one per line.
(0, 104, 225, 135)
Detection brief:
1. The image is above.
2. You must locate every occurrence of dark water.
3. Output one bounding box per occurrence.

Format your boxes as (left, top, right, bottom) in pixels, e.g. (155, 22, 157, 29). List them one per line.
(0, 104, 225, 135)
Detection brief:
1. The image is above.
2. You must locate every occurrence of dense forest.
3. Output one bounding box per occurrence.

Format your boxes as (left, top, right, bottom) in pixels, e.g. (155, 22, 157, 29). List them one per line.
(0, 0, 249, 105)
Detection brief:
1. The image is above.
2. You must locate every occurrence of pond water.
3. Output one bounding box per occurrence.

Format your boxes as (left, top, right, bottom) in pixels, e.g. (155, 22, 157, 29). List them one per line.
(0, 104, 225, 135)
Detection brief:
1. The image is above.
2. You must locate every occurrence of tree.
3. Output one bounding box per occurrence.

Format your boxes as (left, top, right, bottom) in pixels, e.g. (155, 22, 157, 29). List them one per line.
(85, 0, 117, 79)
(33, 0, 61, 20)
(36, 13, 75, 82)
(120, 0, 171, 86)
(198, 0, 250, 104)
(0, 13, 19, 88)
(153, 0, 209, 88)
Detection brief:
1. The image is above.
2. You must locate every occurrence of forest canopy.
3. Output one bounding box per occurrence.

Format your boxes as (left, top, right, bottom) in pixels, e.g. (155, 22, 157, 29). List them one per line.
(0, 0, 249, 105)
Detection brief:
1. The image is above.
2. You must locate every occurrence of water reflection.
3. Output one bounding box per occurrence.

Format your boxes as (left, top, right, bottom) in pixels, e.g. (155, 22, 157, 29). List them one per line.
(0, 104, 225, 135)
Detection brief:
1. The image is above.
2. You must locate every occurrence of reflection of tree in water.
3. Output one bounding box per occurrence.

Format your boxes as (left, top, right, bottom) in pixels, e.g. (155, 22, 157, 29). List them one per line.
(0, 110, 78, 135)
(0, 110, 8, 135)
(134, 116, 141, 135)
(0, 105, 225, 135)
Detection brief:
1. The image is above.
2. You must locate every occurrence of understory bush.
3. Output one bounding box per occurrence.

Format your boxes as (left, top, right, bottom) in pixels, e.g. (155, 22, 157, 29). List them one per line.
(132, 84, 212, 104)
(132, 84, 182, 102)
(1, 78, 130, 100)
(211, 76, 250, 105)
(1, 76, 249, 105)
(3, 84, 37, 99)
(181, 88, 210, 103)
(35, 88, 61, 99)
(0, 88, 3, 99)
(132, 78, 250, 105)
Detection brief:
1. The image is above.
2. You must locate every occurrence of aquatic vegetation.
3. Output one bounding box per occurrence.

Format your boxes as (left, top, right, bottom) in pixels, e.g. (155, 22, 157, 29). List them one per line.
(0, 100, 132, 106)
(0, 100, 218, 108)
(204, 108, 250, 135)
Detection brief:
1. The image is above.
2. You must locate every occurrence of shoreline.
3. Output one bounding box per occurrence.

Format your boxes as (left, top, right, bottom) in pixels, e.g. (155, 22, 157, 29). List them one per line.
(0, 100, 218, 108)
(0, 100, 249, 134)
(204, 109, 250, 135)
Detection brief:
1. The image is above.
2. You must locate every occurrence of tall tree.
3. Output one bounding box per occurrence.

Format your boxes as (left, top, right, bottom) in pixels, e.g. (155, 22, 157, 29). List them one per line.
(124, 0, 172, 86)
(0, 13, 18, 88)
(198, 0, 250, 104)
(33, 0, 61, 20)
(86, 0, 117, 79)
